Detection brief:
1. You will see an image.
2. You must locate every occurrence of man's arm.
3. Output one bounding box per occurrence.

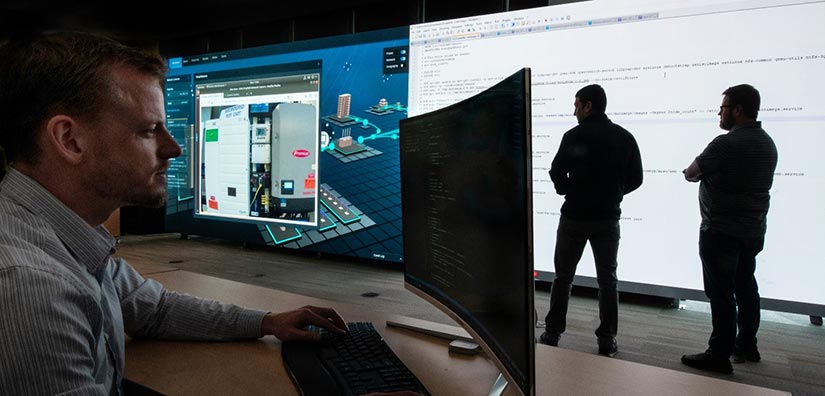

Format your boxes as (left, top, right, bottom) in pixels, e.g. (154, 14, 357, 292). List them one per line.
(261, 305, 347, 341)
(683, 159, 702, 182)
(624, 136, 643, 194)
(685, 135, 726, 183)
(113, 258, 346, 341)
(549, 134, 572, 195)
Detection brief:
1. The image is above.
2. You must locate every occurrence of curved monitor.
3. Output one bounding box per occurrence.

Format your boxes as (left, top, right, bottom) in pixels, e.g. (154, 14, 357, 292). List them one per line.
(399, 67, 534, 395)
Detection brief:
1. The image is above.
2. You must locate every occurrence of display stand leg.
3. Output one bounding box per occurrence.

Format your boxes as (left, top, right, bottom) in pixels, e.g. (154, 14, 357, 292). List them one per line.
(488, 373, 508, 396)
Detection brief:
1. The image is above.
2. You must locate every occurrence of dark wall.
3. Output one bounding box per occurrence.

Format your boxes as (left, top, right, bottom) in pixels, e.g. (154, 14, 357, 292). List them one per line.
(157, 0, 567, 58)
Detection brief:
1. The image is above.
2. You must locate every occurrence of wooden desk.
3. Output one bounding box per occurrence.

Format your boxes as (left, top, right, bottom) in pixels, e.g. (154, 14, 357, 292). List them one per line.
(125, 271, 789, 396)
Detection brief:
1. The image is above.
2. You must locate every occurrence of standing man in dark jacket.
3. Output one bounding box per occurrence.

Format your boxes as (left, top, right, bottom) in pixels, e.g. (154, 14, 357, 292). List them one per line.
(538, 84, 643, 357)
(681, 84, 777, 374)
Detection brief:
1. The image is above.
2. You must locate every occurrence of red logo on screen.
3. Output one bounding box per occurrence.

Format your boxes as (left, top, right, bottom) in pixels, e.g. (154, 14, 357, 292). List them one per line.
(292, 149, 310, 158)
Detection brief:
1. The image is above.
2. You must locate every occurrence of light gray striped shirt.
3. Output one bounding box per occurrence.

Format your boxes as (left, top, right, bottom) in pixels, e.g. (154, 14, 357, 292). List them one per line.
(0, 168, 268, 395)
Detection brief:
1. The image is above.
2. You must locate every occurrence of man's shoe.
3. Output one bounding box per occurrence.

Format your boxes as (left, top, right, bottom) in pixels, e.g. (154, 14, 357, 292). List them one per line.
(597, 338, 618, 357)
(538, 331, 559, 347)
(732, 349, 761, 363)
(681, 351, 733, 374)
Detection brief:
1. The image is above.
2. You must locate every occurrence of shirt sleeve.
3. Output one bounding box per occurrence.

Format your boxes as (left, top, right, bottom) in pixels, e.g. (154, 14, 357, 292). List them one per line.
(549, 132, 573, 195)
(694, 134, 729, 177)
(111, 258, 268, 341)
(624, 134, 643, 194)
(0, 265, 109, 395)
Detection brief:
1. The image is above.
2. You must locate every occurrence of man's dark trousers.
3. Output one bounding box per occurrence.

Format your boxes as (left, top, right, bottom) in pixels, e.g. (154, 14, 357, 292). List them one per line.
(545, 215, 620, 342)
(699, 228, 764, 357)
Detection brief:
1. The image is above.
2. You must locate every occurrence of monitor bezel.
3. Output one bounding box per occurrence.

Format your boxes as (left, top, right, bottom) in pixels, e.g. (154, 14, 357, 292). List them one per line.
(191, 60, 323, 227)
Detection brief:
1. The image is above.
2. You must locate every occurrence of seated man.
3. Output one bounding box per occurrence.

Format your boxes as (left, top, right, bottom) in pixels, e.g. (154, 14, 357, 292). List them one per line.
(0, 31, 348, 394)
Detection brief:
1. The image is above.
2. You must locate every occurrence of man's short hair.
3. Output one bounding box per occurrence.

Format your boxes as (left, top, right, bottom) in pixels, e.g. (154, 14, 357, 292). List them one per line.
(0, 31, 167, 164)
(723, 84, 760, 119)
(576, 84, 607, 114)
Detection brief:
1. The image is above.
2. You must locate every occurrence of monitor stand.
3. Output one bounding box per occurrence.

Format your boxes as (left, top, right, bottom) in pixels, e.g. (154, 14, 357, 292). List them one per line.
(385, 318, 512, 394)
(488, 373, 508, 396)
(385, 318, 473, 342)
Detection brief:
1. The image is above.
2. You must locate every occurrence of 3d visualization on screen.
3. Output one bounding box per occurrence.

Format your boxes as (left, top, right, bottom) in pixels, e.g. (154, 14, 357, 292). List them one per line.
(407, 0, 825, 315)
(400, 68, 534, 396)
(164, 27, 409, 260)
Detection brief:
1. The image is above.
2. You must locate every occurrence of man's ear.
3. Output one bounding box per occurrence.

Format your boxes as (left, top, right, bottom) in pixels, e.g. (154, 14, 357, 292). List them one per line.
(732, 105, 748, 122)
(44, 115, 85, 165)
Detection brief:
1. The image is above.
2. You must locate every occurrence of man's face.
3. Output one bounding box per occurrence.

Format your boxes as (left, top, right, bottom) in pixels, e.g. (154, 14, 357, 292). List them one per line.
(574, 97, 591, 123)
(718, 95, 736, 131)
(80, 65, 182, 208)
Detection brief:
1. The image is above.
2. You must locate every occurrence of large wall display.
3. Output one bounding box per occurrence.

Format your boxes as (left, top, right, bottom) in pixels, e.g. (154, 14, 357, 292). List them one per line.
(408, 0, 825, 315)
(165, 27, 410, 262)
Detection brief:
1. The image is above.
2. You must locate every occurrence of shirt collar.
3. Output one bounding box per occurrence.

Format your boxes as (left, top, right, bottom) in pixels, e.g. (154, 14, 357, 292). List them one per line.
(0, 168, 117, 274)
(579, 112, 609, 125)
(731, 120, 761, 132)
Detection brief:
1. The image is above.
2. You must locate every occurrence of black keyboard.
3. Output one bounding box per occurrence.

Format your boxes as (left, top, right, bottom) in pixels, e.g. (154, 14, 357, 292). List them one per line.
(282, 322, 430, 396)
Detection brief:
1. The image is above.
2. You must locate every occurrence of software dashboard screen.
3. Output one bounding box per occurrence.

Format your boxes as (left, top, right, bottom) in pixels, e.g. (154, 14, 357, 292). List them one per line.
(409, 0, 825, 309)
(165, 28, 410, 261)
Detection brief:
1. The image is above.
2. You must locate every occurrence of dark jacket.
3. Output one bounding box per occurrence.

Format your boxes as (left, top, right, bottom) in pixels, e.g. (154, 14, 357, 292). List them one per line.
(550, 113, 643, 220)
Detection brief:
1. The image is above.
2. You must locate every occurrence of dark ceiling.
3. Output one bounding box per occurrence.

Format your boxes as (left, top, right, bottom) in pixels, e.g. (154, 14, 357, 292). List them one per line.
(0, 1, 382, 43)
